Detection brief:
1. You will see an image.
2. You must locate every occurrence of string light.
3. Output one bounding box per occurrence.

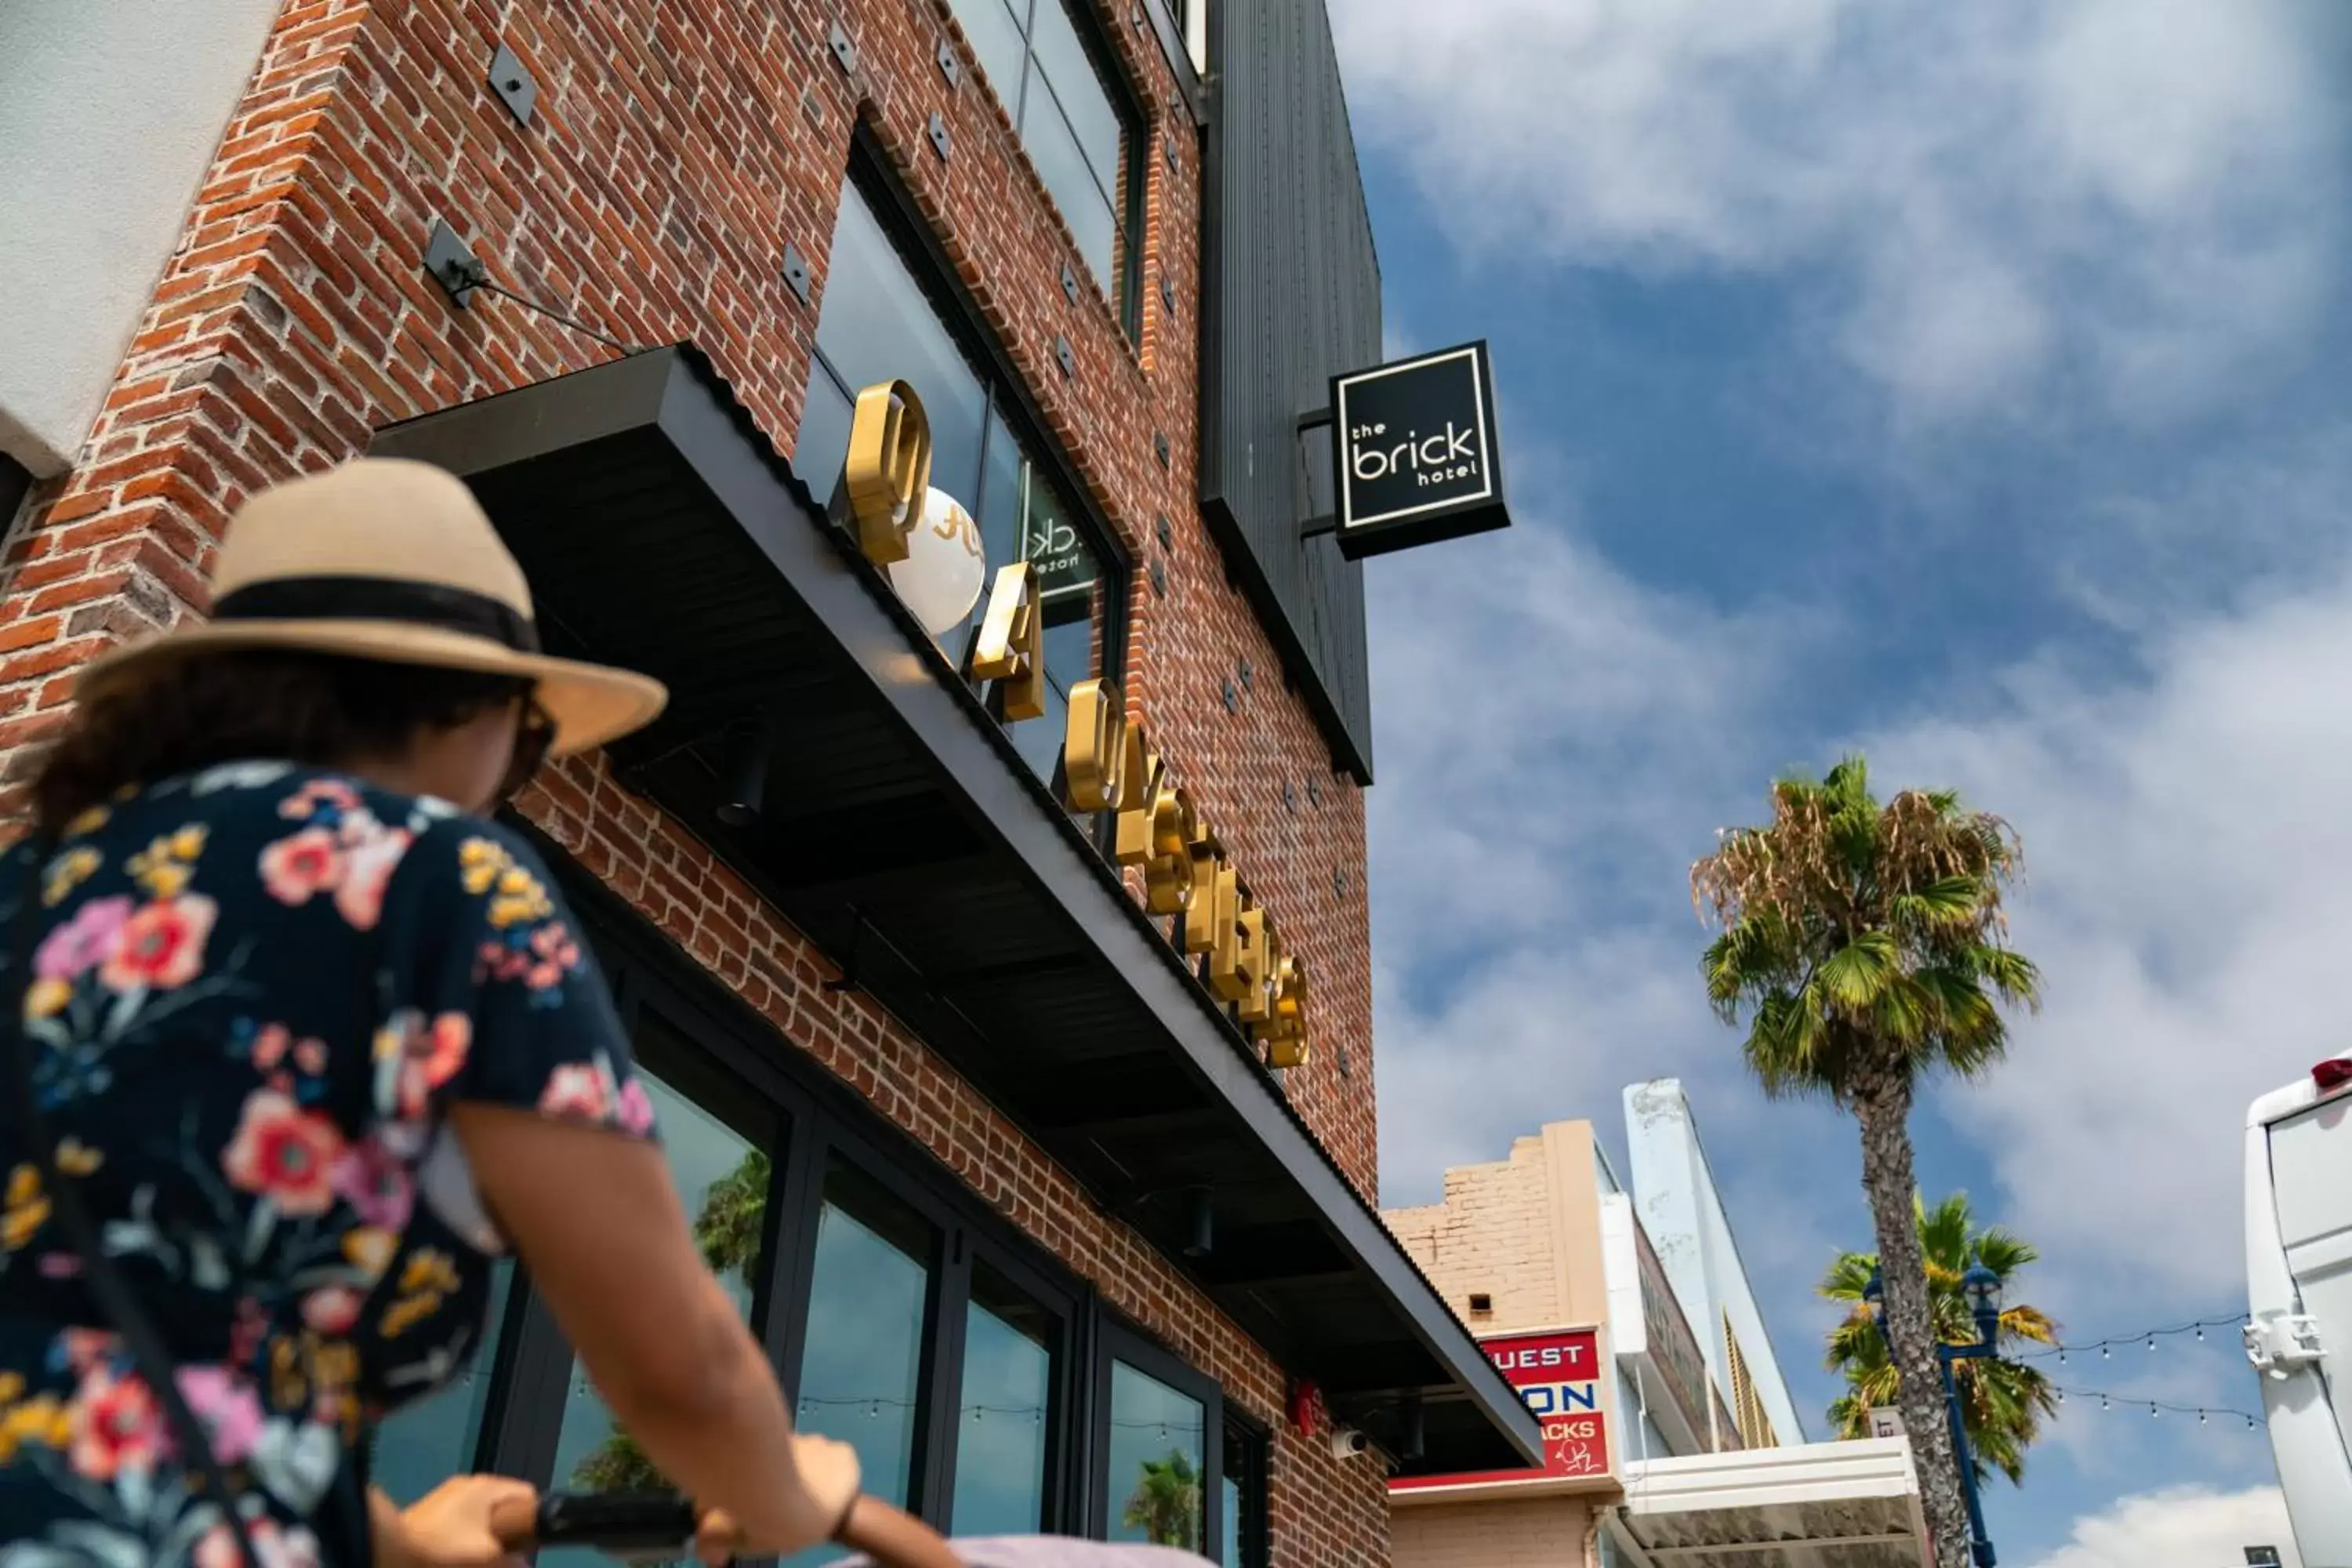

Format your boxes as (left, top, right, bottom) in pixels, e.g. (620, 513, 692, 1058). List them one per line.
(2021, 1315, 2248, 1363)
(2053, 1385, 2267, 1430)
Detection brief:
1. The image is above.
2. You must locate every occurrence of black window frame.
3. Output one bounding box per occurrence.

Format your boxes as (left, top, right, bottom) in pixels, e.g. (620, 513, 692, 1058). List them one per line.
(804, 137, 1132, 742)
(942, 0, 1149, 338)
(419, 831, 1259, 1544)
(1091, 1317, 1225, 1552)
(1218, 1410, 1269, 1568)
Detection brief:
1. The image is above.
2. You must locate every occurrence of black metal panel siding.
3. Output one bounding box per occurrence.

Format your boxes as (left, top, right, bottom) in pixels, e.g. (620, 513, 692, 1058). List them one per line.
(1200, 0, 1381, 782)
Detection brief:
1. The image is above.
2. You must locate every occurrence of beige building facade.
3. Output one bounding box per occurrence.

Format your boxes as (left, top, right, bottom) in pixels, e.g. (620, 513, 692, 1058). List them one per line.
(1381, 1087, 1933, 1568)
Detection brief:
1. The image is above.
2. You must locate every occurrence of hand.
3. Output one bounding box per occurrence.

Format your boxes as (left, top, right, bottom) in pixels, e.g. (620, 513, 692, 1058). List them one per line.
(699, 1434, 861, 1559)
(392, 1475, 539, 1568)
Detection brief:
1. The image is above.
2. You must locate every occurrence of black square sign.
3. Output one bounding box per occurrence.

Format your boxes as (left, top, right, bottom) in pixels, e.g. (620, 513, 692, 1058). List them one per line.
(1328, 340, 1510, 560)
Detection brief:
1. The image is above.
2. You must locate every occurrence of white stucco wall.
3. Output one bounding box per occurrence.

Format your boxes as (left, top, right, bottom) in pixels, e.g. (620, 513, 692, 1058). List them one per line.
(1624, 1078, 1808, 1446)
(0, 0, 281, 475)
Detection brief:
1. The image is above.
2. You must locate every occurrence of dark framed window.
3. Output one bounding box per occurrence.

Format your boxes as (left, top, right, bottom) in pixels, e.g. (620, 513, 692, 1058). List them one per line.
(941, 0, 1145, 335)
(799, 158, 1128, 794)
(387, 847, 1258, 1546)
(1218, 1414, 1267, 1568)
(1093, 1322, 1223, 1553)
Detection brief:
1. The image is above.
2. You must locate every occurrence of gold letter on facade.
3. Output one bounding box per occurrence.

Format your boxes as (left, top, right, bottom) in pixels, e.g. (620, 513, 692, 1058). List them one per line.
(844, 380, 932, 567)
(1065, 679, 1127, 812)
(973, 563, 1045, 721)
(1254, 952, 1308, 1069)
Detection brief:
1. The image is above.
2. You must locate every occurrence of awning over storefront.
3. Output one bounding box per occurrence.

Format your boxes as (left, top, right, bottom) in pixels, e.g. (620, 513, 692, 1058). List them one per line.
(1608, 1441, 1930, 1568)
(372, 345, 1541, 1474)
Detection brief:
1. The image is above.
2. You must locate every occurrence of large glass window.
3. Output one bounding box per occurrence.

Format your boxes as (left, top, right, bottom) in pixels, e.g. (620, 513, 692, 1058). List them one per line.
(1219, 1419, 1266, 1568)
(802, 177, 1117, 791)
(951, 1261, 1058, 1534)
(786, 1156, 938, 1563)
(1104, 1359, 1207, 1552)
(372, 911, 1266, 1555)
(370, 1260, 515, 1504)
(542, 1060, 779, 1568)
(942, 0, 1142, 330)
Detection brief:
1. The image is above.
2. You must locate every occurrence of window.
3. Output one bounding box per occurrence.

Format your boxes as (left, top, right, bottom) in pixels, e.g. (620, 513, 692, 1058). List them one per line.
(1218, 1417, 1267, 1568)
(942, 0, 1143, 332)
(801, 173, 1122, 793)
(1093, 1327, 1223, 1553)
(369, 1260, 516, 1503)
(788, 1157, 941, 1544)
(543, 1053, 784, 1568)
(1105, 1361, 1206, 1551)
(379, 873, 1264, 1552)
(951, 1261, 1058, 1534)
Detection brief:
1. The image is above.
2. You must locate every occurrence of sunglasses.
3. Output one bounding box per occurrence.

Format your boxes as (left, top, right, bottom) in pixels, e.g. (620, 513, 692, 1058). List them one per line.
(499, 697, 558, 803)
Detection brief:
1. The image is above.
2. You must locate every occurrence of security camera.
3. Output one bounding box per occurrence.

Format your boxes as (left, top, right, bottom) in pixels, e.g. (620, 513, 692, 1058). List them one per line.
(1329, 1426, 1369, 1459)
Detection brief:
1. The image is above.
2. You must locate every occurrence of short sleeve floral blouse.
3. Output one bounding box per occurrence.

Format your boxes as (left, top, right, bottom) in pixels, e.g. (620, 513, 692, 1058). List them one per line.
(0, 762, 658, 1567)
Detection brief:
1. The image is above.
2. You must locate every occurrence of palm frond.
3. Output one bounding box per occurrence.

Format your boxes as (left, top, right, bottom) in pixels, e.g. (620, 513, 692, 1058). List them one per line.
(1818, 931, 1900, 1011)
(1818, 1191, 2054, 1486)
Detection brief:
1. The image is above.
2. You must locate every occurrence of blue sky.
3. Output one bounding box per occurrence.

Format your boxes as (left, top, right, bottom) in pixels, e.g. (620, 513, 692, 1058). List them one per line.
(1333, 2, 2352, 1562)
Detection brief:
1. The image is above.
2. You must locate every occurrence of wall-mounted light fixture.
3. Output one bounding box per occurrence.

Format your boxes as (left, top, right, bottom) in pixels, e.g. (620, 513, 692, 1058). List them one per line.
(716, 720, 773, 826)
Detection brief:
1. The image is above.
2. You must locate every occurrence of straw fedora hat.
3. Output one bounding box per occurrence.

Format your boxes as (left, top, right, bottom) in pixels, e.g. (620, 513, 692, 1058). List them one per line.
(77, 457, 666, 756)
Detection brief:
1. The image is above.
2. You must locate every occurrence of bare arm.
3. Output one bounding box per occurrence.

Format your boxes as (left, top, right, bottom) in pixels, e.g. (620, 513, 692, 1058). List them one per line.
(448, 1104, 858, 1555)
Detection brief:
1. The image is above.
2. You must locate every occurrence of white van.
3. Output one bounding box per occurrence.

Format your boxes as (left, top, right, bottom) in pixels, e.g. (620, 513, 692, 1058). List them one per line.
(2246, 1062, 2352, 1566)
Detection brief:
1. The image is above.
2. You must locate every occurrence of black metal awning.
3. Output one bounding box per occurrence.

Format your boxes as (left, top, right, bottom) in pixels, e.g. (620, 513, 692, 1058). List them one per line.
(372, 346, 1539, 1474)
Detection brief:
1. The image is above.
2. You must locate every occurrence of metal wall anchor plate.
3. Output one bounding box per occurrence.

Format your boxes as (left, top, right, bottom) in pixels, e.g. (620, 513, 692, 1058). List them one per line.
(488, 42, 537, 126)
(423, 219, 482, 309)
(780, 242, 813, 304)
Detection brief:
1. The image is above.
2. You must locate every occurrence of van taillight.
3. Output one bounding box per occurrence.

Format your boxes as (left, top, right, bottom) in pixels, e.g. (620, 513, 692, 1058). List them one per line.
(2314, 1058, 2352, 1092)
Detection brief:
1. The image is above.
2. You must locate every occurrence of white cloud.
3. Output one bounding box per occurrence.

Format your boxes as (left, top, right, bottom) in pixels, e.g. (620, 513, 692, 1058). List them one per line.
(1870, 570, 2352, 1302)
(1331, 0, 2343, 425)
(2024, 1485, 2298, 1568)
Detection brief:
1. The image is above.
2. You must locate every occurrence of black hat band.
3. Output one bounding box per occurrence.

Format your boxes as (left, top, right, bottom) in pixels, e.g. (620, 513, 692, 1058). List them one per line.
(211, 575, 541, 655)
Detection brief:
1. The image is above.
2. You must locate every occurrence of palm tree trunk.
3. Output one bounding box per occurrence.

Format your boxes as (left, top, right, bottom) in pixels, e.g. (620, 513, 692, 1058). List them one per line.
(1854, 1073, 1975, 1568)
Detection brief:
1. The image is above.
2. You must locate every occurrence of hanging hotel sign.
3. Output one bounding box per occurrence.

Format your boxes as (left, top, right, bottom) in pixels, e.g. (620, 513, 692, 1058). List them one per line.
(840, 382, 1308, 1073)
(1392, 1327, 1611, 1494)
(1329, 340, 1510, 561)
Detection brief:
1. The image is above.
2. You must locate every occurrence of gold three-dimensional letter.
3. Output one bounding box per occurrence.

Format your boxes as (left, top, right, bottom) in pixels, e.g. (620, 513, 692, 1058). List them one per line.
(844, 381, 931, 566)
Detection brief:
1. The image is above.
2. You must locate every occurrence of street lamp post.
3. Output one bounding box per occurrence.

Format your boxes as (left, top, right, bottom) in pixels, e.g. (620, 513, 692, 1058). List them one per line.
(1865, 1262, 2002, 1568)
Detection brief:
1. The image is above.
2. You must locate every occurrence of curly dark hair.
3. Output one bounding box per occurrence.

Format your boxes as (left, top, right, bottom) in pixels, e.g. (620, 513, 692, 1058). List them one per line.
(31, 650, 534, 833)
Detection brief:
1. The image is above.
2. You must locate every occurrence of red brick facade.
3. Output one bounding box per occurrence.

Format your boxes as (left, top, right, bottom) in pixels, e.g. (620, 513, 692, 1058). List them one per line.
(0, 0, 1385, 1560)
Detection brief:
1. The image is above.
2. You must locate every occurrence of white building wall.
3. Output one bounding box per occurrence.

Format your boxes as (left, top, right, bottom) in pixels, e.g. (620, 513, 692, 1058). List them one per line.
(1624, 1078, 1807, 1445)
(0, 0, 281, 475)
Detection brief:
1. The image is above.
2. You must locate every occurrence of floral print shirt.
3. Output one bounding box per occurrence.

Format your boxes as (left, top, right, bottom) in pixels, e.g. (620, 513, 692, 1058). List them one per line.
(0, 764, 656, 1567)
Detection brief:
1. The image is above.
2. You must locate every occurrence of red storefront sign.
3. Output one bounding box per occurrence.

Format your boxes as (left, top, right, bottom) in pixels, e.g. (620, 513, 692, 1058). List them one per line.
(1391, 1327, 1610, 1491)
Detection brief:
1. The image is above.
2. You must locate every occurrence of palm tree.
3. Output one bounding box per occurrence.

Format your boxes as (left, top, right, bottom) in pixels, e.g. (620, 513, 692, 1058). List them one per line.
(1822, 1192, 2058, 1485)
(1692, 755, 2038, 1568)
(1121, 1450, 1203, 1548)
(572, 1149, 771, 1493)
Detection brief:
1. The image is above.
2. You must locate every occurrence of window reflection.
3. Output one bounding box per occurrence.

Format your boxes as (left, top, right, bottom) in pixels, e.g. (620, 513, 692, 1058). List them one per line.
(950, 1262, 1054, 1535)
(1105, 1361, 1205, 1552)
(802, 181, 1115, 797)
(1219, 1421, 1264, 1568)
(370, 1259, 514, 1504)
(802, 185, 990, 504)
(543, 1067, 774, 1568)
(782, 1159, 937, 1566)
(938, 0, 1137, 325)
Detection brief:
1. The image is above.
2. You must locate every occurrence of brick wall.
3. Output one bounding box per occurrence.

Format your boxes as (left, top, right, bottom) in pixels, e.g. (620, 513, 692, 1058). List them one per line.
(1392, 1497, 1598, 1568)
(0, 0, 1388, 1559)
(1386, 1134, 1566, 1334)
(1385, 1120, 1615, 1338)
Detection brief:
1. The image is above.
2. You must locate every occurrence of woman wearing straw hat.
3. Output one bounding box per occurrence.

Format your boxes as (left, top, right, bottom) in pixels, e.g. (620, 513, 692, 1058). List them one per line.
(0, 459, 864, 1566)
